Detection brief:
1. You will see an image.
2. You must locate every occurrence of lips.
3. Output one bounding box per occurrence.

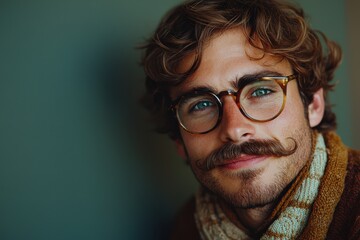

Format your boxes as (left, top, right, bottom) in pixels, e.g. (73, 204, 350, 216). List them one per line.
(217, 155, 268, 170)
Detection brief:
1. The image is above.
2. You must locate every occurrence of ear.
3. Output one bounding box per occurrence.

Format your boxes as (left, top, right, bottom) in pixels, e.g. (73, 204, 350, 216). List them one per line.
(308, 88, 325, 127)
(175, 139, 187, 160)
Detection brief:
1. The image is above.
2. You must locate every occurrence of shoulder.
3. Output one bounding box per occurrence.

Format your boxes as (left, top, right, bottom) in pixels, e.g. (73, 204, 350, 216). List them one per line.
(345, 148, 360, 196)
(169, 196, 201, 240)
(327, 148, 360, 239)
(348, 148, 360, 168)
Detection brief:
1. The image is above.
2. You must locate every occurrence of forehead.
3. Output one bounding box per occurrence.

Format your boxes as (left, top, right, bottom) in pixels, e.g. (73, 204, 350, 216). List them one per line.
(170, 28, 292, 99)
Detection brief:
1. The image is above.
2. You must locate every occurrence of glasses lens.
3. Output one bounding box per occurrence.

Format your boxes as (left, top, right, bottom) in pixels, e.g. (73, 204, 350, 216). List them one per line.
(177, 93, 220, 133)
(240, 79, 284, 121)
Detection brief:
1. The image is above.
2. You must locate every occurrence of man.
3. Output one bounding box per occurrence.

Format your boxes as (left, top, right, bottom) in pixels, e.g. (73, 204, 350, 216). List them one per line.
(141, 0, 360, 239)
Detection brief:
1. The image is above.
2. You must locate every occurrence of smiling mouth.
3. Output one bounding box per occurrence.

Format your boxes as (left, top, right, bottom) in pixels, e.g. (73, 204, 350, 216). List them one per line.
(217, 155, 268, 170)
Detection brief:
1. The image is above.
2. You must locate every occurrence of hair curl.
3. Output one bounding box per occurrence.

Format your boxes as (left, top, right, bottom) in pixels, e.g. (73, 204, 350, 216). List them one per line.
(141, 0, 342, 140)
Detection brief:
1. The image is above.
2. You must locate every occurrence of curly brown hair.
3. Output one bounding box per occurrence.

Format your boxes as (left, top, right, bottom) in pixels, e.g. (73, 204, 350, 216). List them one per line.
(141, 0, 342, 140)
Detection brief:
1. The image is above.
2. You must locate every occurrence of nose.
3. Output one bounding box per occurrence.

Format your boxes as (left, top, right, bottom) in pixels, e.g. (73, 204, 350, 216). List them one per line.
(218, 96, 255, 143)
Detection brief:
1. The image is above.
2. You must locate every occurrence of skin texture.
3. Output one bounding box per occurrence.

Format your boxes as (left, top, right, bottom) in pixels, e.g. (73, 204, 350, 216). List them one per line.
(170, 28, 325, 231)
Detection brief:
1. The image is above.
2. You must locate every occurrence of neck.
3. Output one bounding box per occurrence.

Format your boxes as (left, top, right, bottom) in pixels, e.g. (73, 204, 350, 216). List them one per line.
(235, 204, 274, 232)
(220, 200, 276, 236)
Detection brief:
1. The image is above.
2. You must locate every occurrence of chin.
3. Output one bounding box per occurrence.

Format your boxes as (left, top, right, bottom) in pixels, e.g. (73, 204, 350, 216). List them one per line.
(202, 166, 292, 208)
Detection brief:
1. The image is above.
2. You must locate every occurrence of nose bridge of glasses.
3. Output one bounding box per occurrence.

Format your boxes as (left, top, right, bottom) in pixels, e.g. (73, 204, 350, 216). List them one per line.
(217, 90, 240, 112)
(218, 89, 237, 102)
(217, 89, 240, 111)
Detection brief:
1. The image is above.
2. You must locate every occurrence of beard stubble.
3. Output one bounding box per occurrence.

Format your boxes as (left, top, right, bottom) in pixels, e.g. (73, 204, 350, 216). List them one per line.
(186, 127, 313, 209)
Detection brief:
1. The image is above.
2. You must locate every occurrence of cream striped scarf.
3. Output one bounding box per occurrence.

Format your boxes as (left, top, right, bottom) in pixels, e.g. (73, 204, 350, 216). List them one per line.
(194, 134, 328, 240)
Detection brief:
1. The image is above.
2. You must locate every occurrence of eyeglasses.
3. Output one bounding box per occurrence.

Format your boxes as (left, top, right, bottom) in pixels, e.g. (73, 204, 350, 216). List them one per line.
(170, 75, 296, 134)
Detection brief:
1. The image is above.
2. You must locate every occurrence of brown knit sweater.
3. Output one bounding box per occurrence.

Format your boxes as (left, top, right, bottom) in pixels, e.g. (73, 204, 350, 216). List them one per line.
(170, 133, 360, 240)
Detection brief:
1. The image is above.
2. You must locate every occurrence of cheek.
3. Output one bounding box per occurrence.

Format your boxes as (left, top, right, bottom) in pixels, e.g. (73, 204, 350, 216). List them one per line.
(180, 131, 218, 159)
(265, 94, 308, 135)
(283, 83, 307, 118)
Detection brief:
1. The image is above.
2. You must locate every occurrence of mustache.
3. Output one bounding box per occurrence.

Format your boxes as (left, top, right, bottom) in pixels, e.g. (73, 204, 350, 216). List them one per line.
(196, 138, 297, 171)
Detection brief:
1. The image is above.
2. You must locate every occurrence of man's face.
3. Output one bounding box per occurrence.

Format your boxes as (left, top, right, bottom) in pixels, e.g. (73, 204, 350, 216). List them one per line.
(170, 28, 323, 208)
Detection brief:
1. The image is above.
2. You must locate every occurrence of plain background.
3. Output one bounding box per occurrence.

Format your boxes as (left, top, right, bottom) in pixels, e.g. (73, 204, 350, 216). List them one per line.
(0, 0, 358, 239)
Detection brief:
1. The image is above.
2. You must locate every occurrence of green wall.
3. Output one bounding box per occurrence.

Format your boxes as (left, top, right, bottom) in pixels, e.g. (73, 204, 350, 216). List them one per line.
(0, 0, 351, 239)
(294, 0, 351, 146)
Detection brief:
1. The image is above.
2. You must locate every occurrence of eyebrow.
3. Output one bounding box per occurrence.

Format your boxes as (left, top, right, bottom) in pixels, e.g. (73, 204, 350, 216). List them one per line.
(233, 70, 283, 89)
(173, 70, 285, 101)
(172, 85, 217, 102)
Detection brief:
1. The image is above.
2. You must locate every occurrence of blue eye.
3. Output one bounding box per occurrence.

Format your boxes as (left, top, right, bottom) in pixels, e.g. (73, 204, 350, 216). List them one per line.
(190, 100, 214, 112)
(251, 88, 273, 97)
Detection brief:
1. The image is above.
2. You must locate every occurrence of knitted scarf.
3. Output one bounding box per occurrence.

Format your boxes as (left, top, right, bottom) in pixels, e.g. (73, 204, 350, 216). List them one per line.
(194, 133, 348, 239)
